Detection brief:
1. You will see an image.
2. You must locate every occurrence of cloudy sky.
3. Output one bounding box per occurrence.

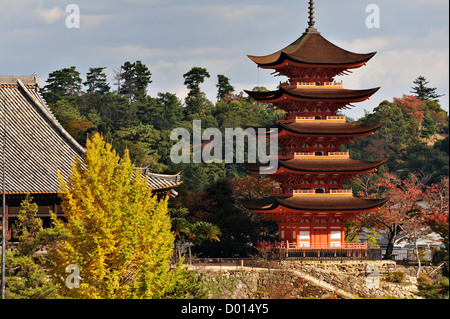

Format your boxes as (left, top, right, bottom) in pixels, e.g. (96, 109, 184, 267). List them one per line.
(1, 0, 448, 119)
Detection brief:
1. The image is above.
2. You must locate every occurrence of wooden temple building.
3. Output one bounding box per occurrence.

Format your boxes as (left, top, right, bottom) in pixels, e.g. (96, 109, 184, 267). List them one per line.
(0, 75, 181, 239)
(241, 1, 387, 255)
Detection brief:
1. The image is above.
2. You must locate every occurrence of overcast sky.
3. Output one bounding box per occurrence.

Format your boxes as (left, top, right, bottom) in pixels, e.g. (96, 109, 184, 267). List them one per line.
(1, 0, 448, 119)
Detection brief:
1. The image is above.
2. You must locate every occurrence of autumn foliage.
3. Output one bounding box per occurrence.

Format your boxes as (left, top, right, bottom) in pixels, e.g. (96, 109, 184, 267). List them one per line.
(47, 133, 182, 298)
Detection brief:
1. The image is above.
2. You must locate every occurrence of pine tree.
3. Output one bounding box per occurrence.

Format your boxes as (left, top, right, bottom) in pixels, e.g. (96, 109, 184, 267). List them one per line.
(42, 66, 83, 103)
(410, 75, 444, 101)
(84, 67, 110, 94)
(47, 133, 180, 298)
(216, 74, 234, 101)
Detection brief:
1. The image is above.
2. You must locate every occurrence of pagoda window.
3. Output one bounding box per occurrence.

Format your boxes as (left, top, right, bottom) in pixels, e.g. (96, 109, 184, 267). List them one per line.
(315, 116, 322, 120)
(315, 188, 325, 194)
(315, 151, 324, 156)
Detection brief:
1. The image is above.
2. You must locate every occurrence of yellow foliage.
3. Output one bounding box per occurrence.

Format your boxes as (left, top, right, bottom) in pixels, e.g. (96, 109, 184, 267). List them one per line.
(47, 133, 177, 298)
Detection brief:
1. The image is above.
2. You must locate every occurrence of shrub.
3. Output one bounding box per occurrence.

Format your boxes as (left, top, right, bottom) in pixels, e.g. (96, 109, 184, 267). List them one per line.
(389, 271, 406, 283)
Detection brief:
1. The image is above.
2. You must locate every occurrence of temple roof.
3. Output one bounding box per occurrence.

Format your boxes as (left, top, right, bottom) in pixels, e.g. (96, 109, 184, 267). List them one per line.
(245, 158, 386, 174)
(245, 87, 380, 103)
(248, 32, 376, 68)
(135, 168, 183, 191)
(0, 76, 181, 195)
(241, 196, 388, 213)
(255, 122, 382, 136)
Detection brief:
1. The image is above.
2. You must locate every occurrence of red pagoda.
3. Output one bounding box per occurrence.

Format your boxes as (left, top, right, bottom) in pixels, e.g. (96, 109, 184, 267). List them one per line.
(241, 1, 387, 254)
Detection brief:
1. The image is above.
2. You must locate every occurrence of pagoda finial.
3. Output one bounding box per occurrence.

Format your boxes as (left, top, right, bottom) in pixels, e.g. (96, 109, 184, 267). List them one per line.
(305, 0, 319, 33)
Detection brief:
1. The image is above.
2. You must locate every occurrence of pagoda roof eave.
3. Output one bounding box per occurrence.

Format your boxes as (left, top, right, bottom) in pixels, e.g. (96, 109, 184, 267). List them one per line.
(247, 32, 377, 68)
(249, 51, 376, 70)
(248, 122, 382, 137)
(245, 87, 380, 103)
(240, 196, 388, 213)
(244, 159, 387, 175)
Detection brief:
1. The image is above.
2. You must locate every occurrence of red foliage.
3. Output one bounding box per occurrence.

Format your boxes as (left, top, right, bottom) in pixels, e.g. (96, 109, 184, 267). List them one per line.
(223, 92, 244, 103)
(423, 177, 449, 244)
(370, 173, 426, 232)
(232, 175, 277, 199)
(393, 95, 425, 124)
(184, 191, 216, 222)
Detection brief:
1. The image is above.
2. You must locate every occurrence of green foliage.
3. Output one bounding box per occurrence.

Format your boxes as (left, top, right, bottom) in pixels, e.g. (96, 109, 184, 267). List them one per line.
(46, 133, 186, 298)
(387, 271, 406, 283)
(84, 67, 110, 94)
(118, 60, 152, 101)
(4, 195, 67, 299)
(416, 273, 449, 299)
(183, 67, 210, 99)
(42, 66, 82, 103)
(4, 252, 64, 299)
(349, 94, 449, 184)
(216, 74, 235, 101)
(410, 75, 444, 102)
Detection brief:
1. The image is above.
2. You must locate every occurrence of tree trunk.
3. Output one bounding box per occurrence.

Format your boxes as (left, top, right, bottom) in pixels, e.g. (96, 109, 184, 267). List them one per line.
(415, 243, 422, 278)
(188, 241, 192, 265)
(177, 241, 182, 263)
(414, 227, 422, 278)
(383, 225, 400, 260)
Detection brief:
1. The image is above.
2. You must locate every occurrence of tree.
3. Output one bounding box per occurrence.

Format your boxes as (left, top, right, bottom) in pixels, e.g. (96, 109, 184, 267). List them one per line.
(47, 133, 182, 298)
(5, 195, 66, 299)
(423, 177, 449, 262)
(410, 75, 444, 102)
(42, 66, 83, 104)
(118, 61, 152, 101)
(50, 99, 95, 144)
(183, 67, 210, 99)
(393, 95, 425, 140)
(84, 67, 110, 94)
(369, 173, 426, 260)
(185, 222, 221, 265)
(169, 208, 190, 262)
(12, 194, 43, 255)
(216, 74, 234, 101)
(183, 67, 211, 115)
(232, 175, 276, 199)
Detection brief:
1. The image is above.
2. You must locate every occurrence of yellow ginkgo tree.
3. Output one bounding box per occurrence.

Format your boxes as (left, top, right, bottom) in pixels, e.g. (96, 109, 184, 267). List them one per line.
(47, 133, 181, 298)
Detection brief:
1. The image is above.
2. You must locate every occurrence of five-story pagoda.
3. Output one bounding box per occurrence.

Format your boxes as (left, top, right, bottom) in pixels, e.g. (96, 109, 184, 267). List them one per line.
(241, 1, 387, 252)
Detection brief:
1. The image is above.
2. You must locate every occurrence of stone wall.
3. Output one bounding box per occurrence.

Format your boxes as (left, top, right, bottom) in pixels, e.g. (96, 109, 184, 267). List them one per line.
(284, 261, 421, 299)
(197, 260, 422, 299)
(201, 268, 338, 299)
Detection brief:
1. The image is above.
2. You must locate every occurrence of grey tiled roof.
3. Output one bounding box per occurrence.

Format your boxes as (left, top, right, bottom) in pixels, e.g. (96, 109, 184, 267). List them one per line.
(136, 168, 182, 191)
(0, 75, 181, 194)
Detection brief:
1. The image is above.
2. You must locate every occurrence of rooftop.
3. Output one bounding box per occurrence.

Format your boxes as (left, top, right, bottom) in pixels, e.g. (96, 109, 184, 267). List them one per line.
(253, 121, 382, 136)
(241, 196, 388, 213)
(245, 158, 386, 174)
(1, 75, 181, 194)
(247, 32, 376, 68)
(245, 87, 380, 103)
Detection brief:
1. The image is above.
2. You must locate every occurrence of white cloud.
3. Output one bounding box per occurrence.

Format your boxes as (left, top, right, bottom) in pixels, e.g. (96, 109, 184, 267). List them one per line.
(37, 6, 64, 24)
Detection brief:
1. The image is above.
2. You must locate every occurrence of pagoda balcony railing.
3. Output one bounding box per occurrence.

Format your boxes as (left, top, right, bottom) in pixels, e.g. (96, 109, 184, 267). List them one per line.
(271, 189, 353, 196)
(258, 241, 367, 250)
(278, 115, 346, 123)
(280, 81, 343, 89)
(278, 151, 349, 159)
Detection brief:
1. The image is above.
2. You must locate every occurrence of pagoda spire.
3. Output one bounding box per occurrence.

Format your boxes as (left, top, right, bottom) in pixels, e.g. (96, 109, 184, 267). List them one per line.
(305, 0, 319, 33)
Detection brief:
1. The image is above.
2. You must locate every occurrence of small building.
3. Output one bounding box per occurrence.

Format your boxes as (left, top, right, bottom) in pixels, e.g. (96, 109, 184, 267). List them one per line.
(0, 75, 181, 239)
(241, 1, 387, 256)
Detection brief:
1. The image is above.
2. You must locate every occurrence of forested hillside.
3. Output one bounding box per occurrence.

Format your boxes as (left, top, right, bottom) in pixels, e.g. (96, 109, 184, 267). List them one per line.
(41, 62, 449, 257)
